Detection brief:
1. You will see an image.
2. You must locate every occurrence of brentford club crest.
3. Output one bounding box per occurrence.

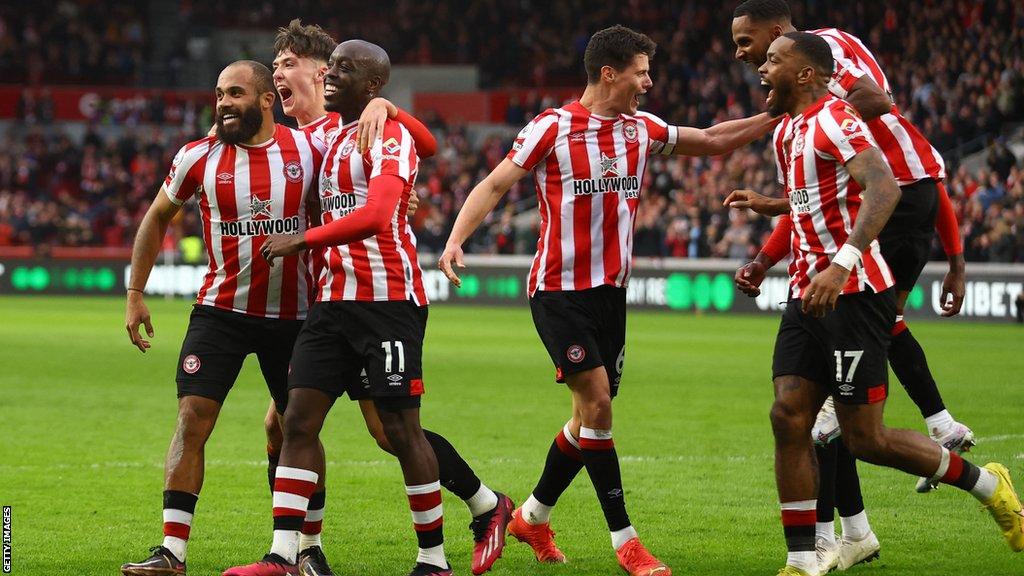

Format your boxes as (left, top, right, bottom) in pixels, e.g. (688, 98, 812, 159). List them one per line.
(283, 160, 304, 183)
(182, 354, 201, 374)
(622, 120, 638, 143)
(339, 139, 356, 159)
(566, 344, 586, 363)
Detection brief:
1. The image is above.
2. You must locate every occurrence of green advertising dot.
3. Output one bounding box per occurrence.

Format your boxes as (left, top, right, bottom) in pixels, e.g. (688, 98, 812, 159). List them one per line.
(62, 268, 79, 289)
(80, 268, 96, 290)
(665, 273, 692, 310)
(457, 274, 480, 298)
(29, 267, 50, 291)
(506, 276, 521, 299)
(11, 267, 29, 290)
(907, 285, 924, 310)
(96, 268, 116, 291)
(693, 273, 712, 310)
(711, 273, 735, 311)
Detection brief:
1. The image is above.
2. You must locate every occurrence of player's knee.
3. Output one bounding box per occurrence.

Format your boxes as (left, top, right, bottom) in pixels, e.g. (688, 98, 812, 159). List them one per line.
(281, 409, 319, 446)
(175, 398, 218, 446)
(769, 400, 811, 440)
(840, 427, 885, 463)
(579, 394, 612, 425)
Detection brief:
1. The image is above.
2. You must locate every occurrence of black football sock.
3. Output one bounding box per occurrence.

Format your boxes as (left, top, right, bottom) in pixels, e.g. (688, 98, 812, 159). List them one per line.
(834, 440, 865, 518)
(815, 442, 837, 524)
(579, 427, 631, 532)
(532, 425, 585, 507)
(424, 429, 482, 500)
(889, 322, 946, 419)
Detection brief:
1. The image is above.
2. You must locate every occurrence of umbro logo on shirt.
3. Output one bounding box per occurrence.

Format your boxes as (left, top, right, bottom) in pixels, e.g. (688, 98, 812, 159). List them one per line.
(217, 172, 234, 183)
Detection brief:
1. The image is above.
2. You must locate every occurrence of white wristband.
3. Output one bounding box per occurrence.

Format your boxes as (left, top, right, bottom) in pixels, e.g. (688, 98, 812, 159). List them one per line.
(832, 243, 862, 271)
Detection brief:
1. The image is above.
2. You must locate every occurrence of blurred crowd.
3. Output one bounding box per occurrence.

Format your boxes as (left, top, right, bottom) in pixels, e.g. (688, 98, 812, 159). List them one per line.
(0, 1, 148, 85)
(1, 0, 1022, 264)
(1, 121, 1021, 263)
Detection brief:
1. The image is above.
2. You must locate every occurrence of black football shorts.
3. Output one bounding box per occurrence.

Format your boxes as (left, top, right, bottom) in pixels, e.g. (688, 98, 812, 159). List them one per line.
(878, 178, 939, 293)
(288, 300, 427, 408)
(772, 289, 896, 405)
(529, 285, 627, 397)
(175, 304, 303, 412)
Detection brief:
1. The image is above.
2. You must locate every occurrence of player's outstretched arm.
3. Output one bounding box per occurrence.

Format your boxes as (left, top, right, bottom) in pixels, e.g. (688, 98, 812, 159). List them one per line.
(262, 174, 405, 265)
(125, 190, 183, 352)
(357, 97, 438, 158)
(671, 112, 780, 156)
(723, 188, 789, 216)
(802, 148, 899, 317)
(934, 184, 965, 316)
(735, 215, 792, 297)
(843, 76, 893, 122)
(439, 158, 529, 286)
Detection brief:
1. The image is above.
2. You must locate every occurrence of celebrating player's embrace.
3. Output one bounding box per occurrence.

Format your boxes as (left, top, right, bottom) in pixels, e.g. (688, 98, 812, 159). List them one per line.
(119, 5, 1023, 576)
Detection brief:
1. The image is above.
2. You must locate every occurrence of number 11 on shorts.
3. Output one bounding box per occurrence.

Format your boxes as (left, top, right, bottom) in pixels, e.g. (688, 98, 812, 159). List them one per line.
(382, 340, 406, 373)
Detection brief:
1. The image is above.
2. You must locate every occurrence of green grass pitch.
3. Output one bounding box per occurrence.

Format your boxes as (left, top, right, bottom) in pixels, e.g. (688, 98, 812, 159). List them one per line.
(0, 296, 1021, 575)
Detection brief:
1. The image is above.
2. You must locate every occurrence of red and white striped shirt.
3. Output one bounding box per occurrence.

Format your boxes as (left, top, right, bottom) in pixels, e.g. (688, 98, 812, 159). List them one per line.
(810, 27, 946, 185)
(299, 112, 342, 146)
(163, 124, 324, 319)
(772, 95, 894, 299)
(508, 101, 677, 295)
(314, 117, 427, 304)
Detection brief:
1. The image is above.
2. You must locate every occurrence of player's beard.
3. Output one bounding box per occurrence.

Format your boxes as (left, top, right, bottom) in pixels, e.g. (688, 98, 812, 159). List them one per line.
(767, 82, 790, 118)
(216, 104, 263, 145)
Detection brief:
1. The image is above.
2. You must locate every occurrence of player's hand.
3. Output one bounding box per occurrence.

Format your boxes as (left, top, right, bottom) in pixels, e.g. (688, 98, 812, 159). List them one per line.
(724, 189, 783, 215)
(125, 293, 154, 353)
(801, 263, 850, 317)
(261, 233, 307, 267)
(438, 243, 465, 287)
(408, 188, 420, 216)
(735, 260, 768, 297)
(940, 254, 966, 317)
(358, 97, 397, 154)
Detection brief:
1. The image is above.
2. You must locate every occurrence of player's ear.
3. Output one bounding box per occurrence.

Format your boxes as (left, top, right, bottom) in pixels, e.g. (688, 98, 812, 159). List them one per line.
(601, 64, 616, 84)
(797, 65, 814, 86)
(771, 23, 784, 40)
(261, 89, 276, 110)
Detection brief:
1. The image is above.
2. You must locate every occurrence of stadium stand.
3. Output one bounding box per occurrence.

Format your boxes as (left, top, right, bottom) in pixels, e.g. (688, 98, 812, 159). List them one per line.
(0, 0, 1021, 262)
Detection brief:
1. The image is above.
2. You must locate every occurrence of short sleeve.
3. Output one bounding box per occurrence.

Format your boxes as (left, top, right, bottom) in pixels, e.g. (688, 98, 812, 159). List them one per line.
(507, 112, 559, 171)
(369, 118, 415, 182)
(162, 143, 204, 205)
(636, 111, 678, 155)
(814, 104, 875, 165)
(819, 34, 866, 99)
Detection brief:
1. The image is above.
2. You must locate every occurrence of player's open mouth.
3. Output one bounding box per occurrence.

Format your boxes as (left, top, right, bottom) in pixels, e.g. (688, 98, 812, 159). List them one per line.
(324, 82, 338, 97)
(761, 79, 775, 107)
(277, 86, 293, 107)
(220, 112, 239, 125)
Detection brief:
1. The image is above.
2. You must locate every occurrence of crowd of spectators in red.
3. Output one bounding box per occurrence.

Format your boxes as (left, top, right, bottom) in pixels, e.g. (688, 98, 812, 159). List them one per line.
(1, 0, 1022, 263)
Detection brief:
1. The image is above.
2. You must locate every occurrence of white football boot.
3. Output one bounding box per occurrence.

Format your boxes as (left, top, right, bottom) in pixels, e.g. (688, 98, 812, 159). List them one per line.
(836, 531, 880, 570)
(816, 536, 840, 573)
(812, 396, 841, 446)
(914, 421, 976, 493)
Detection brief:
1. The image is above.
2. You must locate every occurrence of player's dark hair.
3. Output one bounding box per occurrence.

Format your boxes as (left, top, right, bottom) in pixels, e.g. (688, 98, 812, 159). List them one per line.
(733, 0, 791, 22)
(783, 32, 834, 78)
(584, 25, 656, 84)
(274, 18, 336, 63)
(233, 60, 276, 97)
